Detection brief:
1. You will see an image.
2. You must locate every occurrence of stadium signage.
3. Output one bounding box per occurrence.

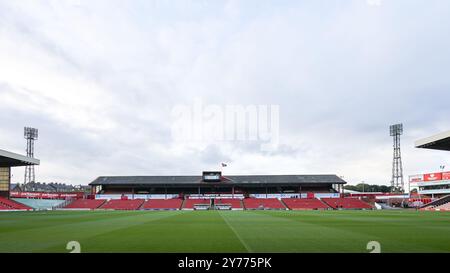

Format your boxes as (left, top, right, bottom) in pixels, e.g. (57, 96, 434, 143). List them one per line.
(10, 191, 84, 199)
(202, 171, 221, 182)
(409, 172, 450, 183)
(424, 172, 443, 181)
(443, 172, 450, 180)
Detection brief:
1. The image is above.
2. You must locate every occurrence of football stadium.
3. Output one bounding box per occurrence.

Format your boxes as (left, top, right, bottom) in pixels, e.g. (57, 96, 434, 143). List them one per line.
(1, 3, 450, 261)
(1, 130, 450, 253)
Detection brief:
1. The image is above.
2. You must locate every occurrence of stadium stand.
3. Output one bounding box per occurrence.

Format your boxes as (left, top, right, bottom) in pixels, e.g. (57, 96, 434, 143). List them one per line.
(64, 199, 106, 209)
(215, 198, 243, 209)
(142, 199, 183, 210)
(243, 198, 286, 210)
(100, 199, 144, 210)
(421, 195, 450, 211)
(282, 198, 330, 210)
(322, 198, 372, 209)
(183, 199, 210, 209)
(0, 197, 32, 210)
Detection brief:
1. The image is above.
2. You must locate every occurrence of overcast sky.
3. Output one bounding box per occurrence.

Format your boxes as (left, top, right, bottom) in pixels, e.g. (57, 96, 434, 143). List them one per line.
(1, 0, 449, 186)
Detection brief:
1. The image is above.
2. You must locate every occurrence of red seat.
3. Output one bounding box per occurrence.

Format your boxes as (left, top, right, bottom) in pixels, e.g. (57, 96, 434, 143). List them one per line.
(64, 199, 106, 209)
(0, 197, 32, 210)
(243, 198, 285, 209)
(142, 199, 183, 210)
(282, 198, 329, 210)
(100, 199, 144, 210)
(321, 198, 372, 209)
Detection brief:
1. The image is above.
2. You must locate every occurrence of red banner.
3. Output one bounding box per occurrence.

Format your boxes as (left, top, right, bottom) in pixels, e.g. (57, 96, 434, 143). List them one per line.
(10, 191, 84, 199)
(423, 173, 443, 181)
(443, 172, 450, 180)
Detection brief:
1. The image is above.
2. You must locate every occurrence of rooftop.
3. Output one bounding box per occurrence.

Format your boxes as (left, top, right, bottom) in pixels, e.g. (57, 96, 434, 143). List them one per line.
(0, 149, 40, 167)
(90, 174, 346, 186)
(415, 130, 450, 151)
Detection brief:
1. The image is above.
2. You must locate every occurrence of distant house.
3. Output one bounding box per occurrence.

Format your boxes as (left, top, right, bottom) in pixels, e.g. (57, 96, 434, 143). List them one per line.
(12, 182, 89, 193)
(10, 183, 21, 192)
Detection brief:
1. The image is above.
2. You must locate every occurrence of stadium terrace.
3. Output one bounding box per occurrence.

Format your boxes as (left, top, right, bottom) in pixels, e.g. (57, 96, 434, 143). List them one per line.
(74, 171, 368, 211)
(89, 172, 346, 198)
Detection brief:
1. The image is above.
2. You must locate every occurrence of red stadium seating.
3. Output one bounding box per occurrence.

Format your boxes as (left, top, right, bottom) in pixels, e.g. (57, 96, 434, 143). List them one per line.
(64, 199, 106, 209)
(142, 199, 183, 210)
(321, 198, 372, 209)
(282, 198, 330, 210)
(183, 199, 210, 209)
(243, 198, 286, 210)
(215, 198, 243, 209)
(100, 199, 144, 210)
(0, 197, 32, 210)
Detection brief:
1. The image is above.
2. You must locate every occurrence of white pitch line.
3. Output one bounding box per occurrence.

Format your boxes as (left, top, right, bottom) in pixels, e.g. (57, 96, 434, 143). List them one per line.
(218, 211, 253, 253)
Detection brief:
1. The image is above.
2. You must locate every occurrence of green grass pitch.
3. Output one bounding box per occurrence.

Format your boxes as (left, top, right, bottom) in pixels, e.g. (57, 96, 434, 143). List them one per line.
(0, 210, 449, 253)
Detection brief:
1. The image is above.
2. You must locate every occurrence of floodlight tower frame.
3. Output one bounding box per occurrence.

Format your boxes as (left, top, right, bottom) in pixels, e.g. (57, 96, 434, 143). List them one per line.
(390, 124, 404, 193)
(24, 127, 38, 186)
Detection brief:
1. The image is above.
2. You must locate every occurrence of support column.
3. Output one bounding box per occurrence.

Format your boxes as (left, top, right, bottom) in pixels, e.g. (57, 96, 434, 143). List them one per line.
(0, 167, 11, 198)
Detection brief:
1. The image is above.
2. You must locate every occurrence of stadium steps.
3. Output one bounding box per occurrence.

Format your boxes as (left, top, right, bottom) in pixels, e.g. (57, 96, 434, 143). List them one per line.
(99, 199, 144, 210)
(279, 199, 289, 210)
(318, 198, 332, 209)
(240, 199, 245, 210)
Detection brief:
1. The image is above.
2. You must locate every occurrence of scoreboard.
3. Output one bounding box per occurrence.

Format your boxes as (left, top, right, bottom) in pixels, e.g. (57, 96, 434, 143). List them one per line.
(202, 171, 222, 182)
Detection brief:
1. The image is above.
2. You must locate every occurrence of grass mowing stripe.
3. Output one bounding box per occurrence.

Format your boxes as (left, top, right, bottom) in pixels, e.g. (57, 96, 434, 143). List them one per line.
(1, 210, 449, 253)
(75, 210, 246, 253)
(256, 210, 450, 252)
(40, 210, 187, 253)
(228, 210, 377, 252)
(0, 210, 147, 234)
(218, 211, 252, 253)
(0, 211, 184, 253)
